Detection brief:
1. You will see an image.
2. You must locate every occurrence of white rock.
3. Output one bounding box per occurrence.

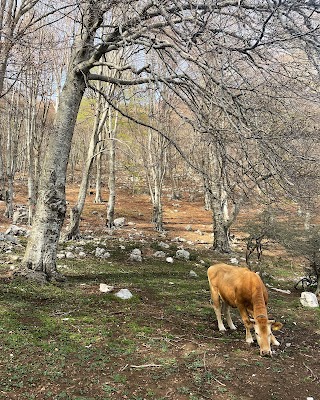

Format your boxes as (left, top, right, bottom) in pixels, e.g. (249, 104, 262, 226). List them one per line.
(130, 248, 142, 262)
(65, 252, 74, 259)
(99, 283, 114, 293)
(130, 254, 142, 262)
(114, 217, 126, 228)
(300, 292, 319, 308)
(176, 249, 190, 260)
(95, 247, 104, 257)
(166, 257, 174, 263)
(189, 270, 198, 278)
(230, 257, 239, 265)
(154, 251, 166, 258)
(131, 248, 142, 256)
(57, 253, 65, 259)
(158, 241, 170, 249)
(78, 251, 86, 258)
(115, 289, 133, 300)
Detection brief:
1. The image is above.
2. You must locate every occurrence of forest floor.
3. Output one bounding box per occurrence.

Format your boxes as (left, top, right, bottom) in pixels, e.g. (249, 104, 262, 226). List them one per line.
(0, 185, 319, 400)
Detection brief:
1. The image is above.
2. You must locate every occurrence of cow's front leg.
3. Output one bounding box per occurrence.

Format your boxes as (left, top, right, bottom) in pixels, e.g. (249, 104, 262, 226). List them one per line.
(238, 306, 253, 344)
(271, 334, 280, 346)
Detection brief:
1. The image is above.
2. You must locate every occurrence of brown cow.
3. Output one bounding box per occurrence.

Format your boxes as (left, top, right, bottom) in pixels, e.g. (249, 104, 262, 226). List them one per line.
(207, 263, 282, 356)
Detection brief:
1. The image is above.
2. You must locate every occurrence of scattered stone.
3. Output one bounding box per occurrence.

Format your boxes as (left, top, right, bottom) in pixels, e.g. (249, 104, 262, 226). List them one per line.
(158, 241, 170, 249)
(189, 270, 198, 278)
(94, 247, 111, 259)
(176, 249, 190, 260)
(130, 248, 142, 262)
(230, 257, 239, 265)
(115, 288, 133, 300)
(78, 252, 86, 258)
(154, 251, 166, 258)
(57, 253, 65, 259)
(12, 208, 29, 225)
(119, 245, 126, 250)
(99, 283, 114, 293)
(6, 225, 28, 236)
(172, 237, 186, 242)
(65, 252, 74, 259)
(300, 292, 319, 308)
(9, 255, 20, 262)
(166, 257, 174, 263)
(114, 217, 126, 228)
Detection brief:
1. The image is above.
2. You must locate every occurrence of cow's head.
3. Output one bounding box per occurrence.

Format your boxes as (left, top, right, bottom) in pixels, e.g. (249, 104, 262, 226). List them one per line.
(250, 317, 283, 356)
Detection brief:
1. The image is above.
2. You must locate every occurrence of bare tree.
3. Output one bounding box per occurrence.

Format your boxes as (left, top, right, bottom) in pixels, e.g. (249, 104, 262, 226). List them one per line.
(19, 0, 320, 281)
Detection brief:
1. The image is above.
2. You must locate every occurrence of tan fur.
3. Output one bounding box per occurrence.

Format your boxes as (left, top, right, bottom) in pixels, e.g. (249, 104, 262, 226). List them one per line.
(207, 263, 282, 356)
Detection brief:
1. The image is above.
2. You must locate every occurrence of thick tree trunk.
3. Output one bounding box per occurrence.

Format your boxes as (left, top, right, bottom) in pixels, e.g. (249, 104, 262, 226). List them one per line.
(21, 70, 86, 280)
(152, 184, 163, 232)
(212, 207, 231, 253)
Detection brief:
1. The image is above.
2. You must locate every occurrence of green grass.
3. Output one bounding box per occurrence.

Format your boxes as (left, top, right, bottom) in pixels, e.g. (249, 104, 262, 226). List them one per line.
(0, 240, 319, 399)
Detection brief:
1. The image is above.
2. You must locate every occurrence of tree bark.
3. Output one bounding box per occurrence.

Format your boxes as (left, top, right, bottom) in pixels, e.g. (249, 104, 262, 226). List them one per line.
(21, 70, 86, 280)
(64, 97, 108, 240)
(106, 110, 117, 228)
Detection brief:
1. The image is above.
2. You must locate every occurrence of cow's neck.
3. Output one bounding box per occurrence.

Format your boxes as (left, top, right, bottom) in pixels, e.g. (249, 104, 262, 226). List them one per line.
(251, 288, 268, 319)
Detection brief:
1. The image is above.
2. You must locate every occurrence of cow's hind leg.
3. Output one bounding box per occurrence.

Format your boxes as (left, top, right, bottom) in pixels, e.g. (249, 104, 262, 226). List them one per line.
(209, 284, 226, 331)
(223, 303, 236, 330)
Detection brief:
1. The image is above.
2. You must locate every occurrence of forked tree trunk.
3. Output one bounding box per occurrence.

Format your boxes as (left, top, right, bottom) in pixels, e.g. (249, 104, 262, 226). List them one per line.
(19, 2, 103, 282)
(64, 99, 108, 240)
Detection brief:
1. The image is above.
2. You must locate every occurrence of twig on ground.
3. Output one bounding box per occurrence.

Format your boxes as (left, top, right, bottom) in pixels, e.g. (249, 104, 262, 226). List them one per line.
(303, 362, 319, 382)
(130, 363, 162, 369)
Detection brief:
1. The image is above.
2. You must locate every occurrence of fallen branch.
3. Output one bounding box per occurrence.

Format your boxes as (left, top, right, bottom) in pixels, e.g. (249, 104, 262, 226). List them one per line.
(265, 284, 291, 294)
(130, 363, 162, 369)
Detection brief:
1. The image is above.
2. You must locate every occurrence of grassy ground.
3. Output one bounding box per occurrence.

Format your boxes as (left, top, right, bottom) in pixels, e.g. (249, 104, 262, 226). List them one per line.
(0, 237, 319, 400)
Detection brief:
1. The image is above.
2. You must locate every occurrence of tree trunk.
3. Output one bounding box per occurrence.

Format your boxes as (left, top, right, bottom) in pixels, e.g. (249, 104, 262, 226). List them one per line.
(21, 70, 86, 280)
(64, 99, 108, 240)
(152, 183, 163, 231)
(106, 124, 116, 228)
(94, 147, 103, 203)
(207, 145, 231, 253)
(212, 199, 231, 253)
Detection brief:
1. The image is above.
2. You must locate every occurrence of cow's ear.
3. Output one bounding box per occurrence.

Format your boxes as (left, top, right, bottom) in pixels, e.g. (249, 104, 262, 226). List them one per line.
(271, 321, 283, 331)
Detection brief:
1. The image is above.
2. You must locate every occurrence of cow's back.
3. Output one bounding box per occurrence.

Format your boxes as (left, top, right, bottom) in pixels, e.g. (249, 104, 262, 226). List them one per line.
(207, 263, 267, 308)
